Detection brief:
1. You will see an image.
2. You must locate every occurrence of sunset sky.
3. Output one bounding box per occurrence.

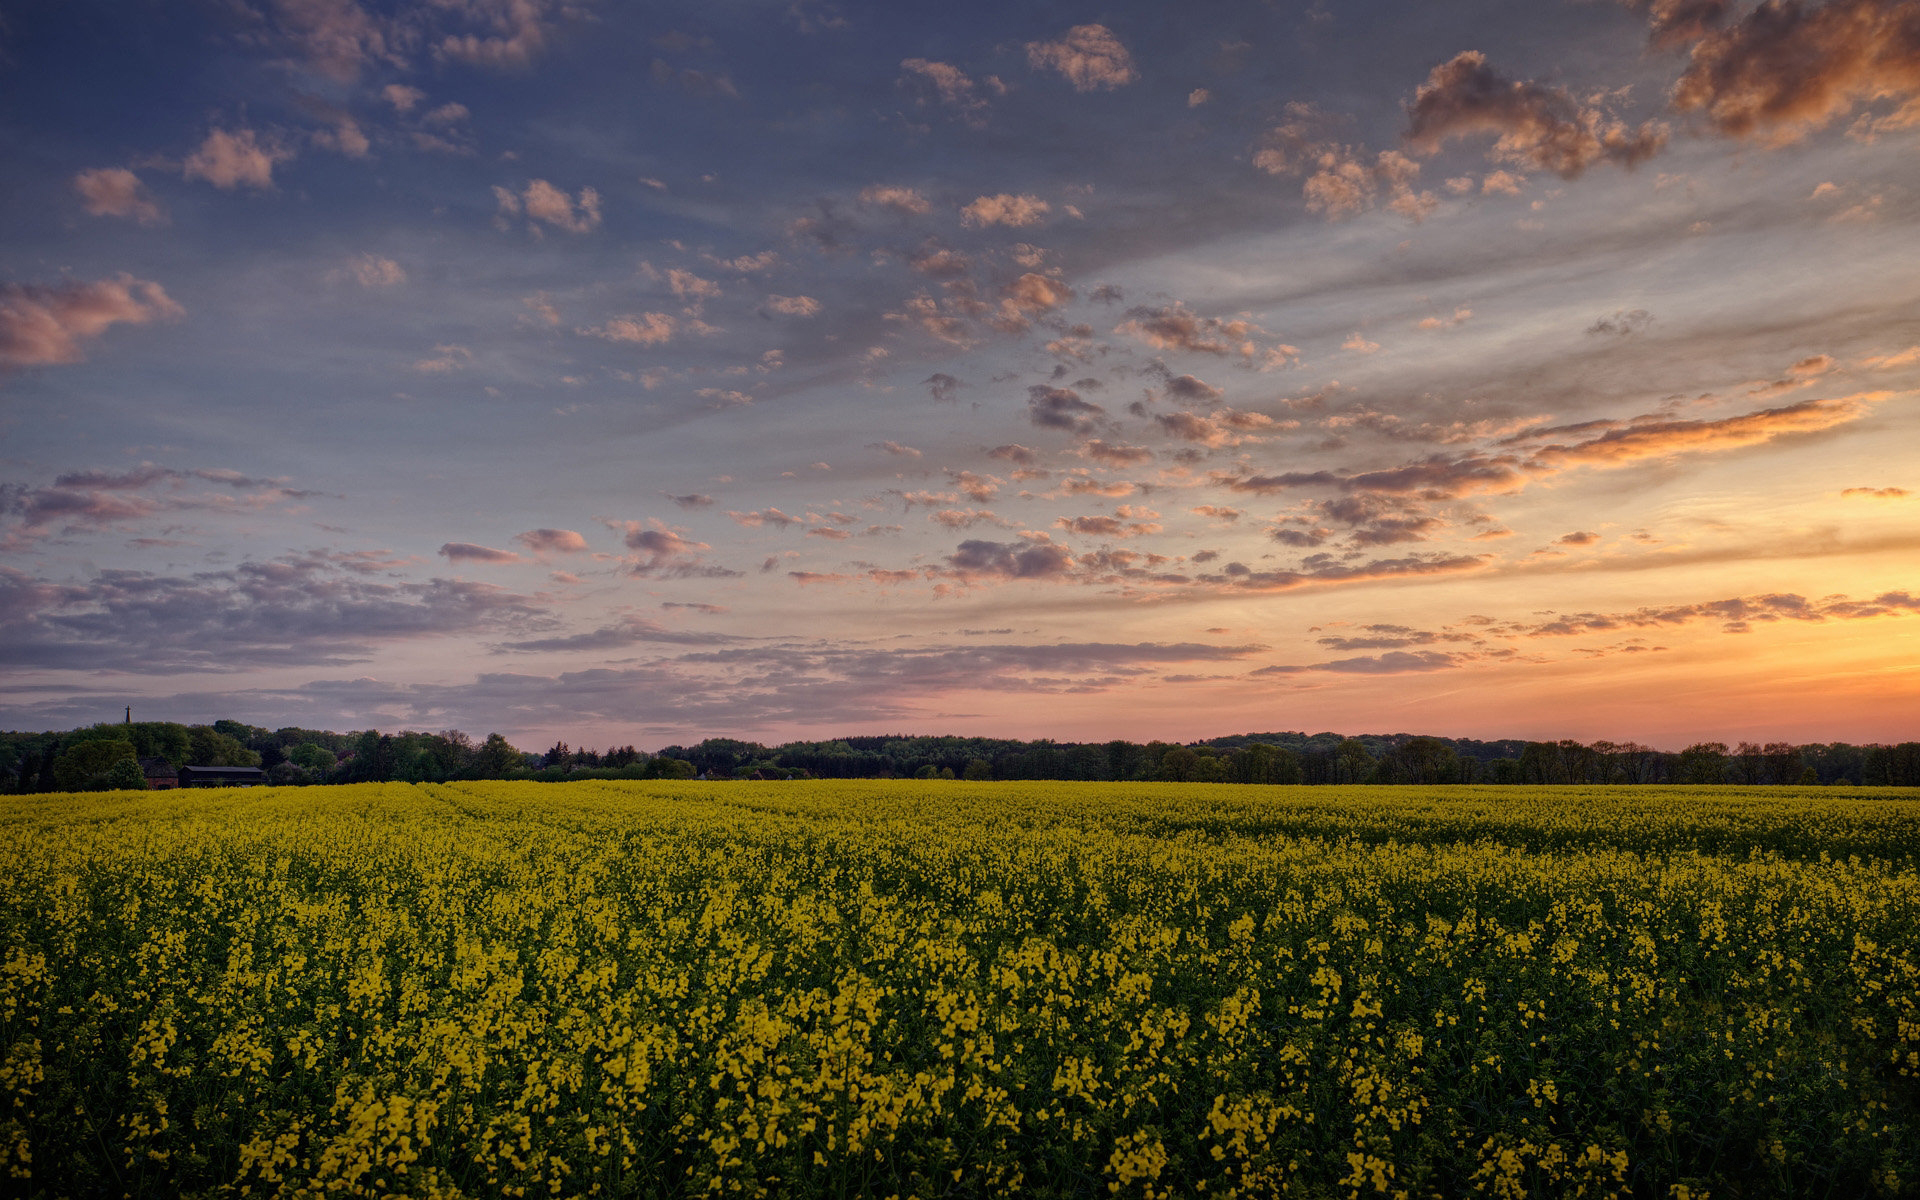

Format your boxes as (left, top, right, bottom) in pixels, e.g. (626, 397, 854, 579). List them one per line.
(3, 0, 1917, 750)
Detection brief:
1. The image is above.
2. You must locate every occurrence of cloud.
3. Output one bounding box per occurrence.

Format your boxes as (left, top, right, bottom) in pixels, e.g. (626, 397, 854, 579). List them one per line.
(439, 542, 523, 564)
(650, 59, 740, 98)
(869, 440, 922, 458)
(726, 508, 802, 528)
(1842, 486, 1909, 498)
(0, 276, 184, 369)
(1028, 385, 1106, 433)
(495, 180, 602, 233)
(1056, 514, 1160, 538)
(492, 614, 738, 652)
(435, 0, 570, 68)
(1416, 307, 1473, 330)
(928, 508, 1005, 530)
(614, 518, 740, 578)
(412, 344, 472, 372)
(1557, 530, 1602, 546)
(925, 372, 964, 402)
(1343, 331, 1381, 353)
(899, 58, 1001, 127)
(1587, 308, 1653, 336)
(383, 83, 425, 112)
(946, 538, 1077, 580)
(1497, 589, 1920, 638)
(1254, 649, 1462, 676)
(183, 128, 291, 190)
(0, 464, 313, 545)
(1153, 409, 1276, 447)
(581, 313, 676, 345)
(513, 528, 590, 554)
(666, 492, 715, 509)
(1405, 51, 1668, 177)
(1025, 24, 1137, 91)
(1524, 397, 1876, 469)
(1667, 0, 1920, 143)
(1306, 147, 1436, 221)
(860, 185, 931, 215)
(1001, 272, 1074, 315)
(0, 558, 550, 673)
(961, 194, 1051, 228)
(73, 168, 166, 224)
(765, 294, 822, 316)
(1191, 505, 1242, 522)
(1862, 345, 1920, 369)
(1115, 303, 1296, 365)
(338, 253, 407, 288)
(1082, 440, 1154, 467)
(1222, 395, 1882, 514)
(1165, 374, 1224, 402)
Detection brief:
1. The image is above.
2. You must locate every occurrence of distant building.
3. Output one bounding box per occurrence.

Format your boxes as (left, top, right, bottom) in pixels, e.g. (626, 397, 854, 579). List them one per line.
(178, 765, 267, 787)
(138, 758, 179, 789)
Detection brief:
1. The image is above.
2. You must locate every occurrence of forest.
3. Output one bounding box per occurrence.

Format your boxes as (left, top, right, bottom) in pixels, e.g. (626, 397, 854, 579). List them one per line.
(5, 719, 1919, 791)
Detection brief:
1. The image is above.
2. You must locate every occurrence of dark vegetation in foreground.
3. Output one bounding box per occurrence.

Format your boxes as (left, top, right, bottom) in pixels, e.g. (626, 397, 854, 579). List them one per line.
(6, 718, 1919, 792)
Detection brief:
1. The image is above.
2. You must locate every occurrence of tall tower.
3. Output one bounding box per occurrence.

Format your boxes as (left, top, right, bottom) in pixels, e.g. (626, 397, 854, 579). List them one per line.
(125, 706, 131, 724)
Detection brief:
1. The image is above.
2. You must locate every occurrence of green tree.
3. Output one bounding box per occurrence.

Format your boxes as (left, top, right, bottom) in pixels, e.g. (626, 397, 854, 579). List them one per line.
(289, 743, 335, 774)
(98, 757, 148, 791)
(642, 756, 696, 780)
(187, 726, 260, 767)
(476, 733, 525, 778)
(1676, 742, 1729, 784)
(962, 758, 993, 781)
(52, 739, 136, 790)
(1334, 738, 1373, 784)
(1158, 746, 1199, 782)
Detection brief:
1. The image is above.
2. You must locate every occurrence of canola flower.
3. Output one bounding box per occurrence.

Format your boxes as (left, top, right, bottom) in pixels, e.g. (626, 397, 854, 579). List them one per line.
(1, 780, 1916, 1198)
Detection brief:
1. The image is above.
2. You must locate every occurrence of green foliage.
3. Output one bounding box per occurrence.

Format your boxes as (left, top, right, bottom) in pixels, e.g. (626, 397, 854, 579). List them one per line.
(96, 757, 148, 791)
(188, 725, 261, 768)
(289, 743, 335, 774)
(51, 738, 135, 790)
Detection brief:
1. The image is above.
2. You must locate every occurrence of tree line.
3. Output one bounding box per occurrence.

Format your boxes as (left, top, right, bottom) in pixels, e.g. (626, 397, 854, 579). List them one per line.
(3, 720, 1917, 793)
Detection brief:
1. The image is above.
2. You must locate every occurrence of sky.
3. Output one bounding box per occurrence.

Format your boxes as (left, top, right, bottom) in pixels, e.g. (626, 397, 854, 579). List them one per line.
(2, 0, 1918, 751)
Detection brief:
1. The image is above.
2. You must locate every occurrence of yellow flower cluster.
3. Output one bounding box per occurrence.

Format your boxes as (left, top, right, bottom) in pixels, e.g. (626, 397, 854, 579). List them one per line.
(1, 780, 1916, 1197)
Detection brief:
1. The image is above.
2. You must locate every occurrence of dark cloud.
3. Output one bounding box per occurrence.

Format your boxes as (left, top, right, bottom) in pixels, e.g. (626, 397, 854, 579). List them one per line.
(947, 538, 1076, 579)
(440, 542, 522, 563)
(1586, 308, 1653, 336)
(1082, 439, 1153, 467)
(492, 615, 740, 652)
(1405, 51, 1668, 177)
(665, 493, 715, 509)
(988, 443, 1038, 465)
(2, 465, 317, 542)
(1317, 624, 1443, 651)
(1254, 649, 1463, 676)
(0, 638, 1268, 740)
(1028, 385, 1106, 433)
(1497, 589, 1920, 637)
(1166, 374, 1224, 402)
(925, 372, 964, 402)
(0, 559, 552, 674)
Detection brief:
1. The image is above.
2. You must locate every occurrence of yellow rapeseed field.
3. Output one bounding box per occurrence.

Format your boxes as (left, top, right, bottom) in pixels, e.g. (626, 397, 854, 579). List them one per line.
(2, 781, 1916, 1198)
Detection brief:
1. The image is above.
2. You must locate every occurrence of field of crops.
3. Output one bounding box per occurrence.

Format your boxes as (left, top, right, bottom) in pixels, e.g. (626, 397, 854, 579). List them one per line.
(2, 781, 1917, 1198)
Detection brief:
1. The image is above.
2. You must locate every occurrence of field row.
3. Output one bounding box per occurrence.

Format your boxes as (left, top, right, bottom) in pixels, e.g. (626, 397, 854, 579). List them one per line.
(2, 781, 1917, 1197)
